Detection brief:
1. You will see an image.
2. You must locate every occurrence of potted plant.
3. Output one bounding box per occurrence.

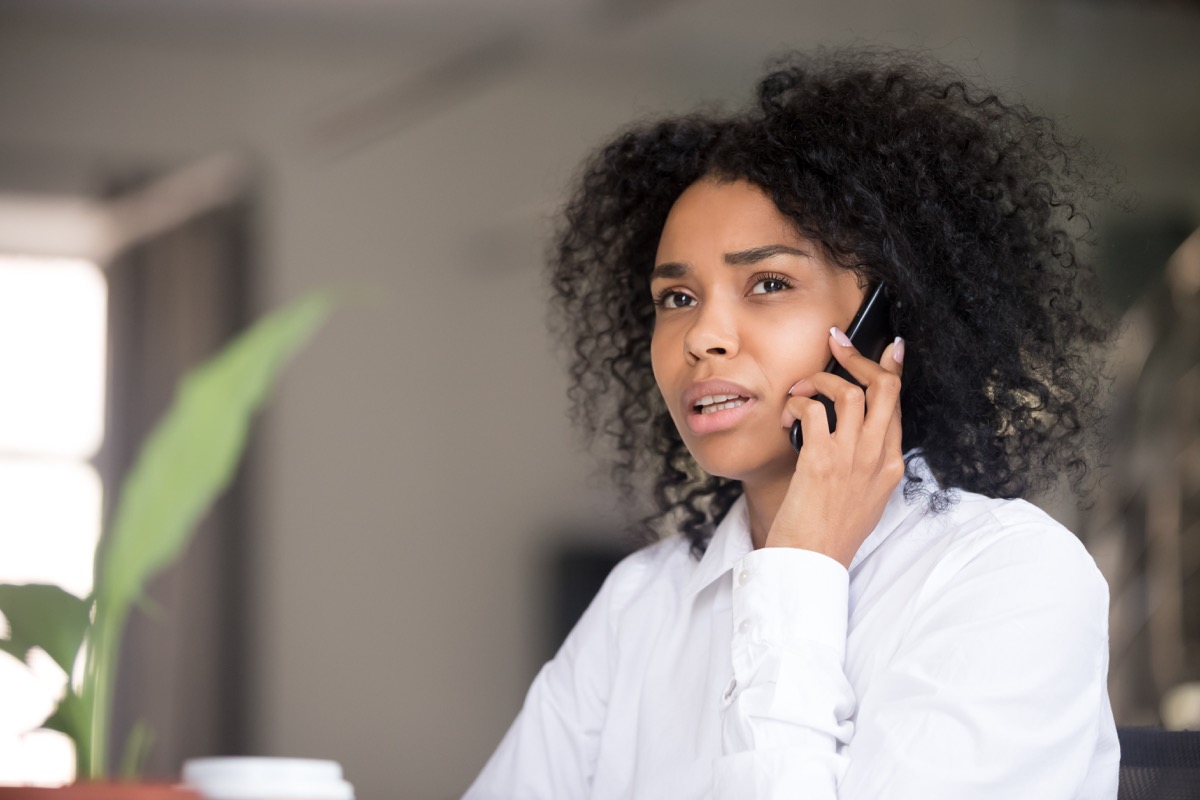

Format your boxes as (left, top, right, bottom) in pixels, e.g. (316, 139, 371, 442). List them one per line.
(0, 292, 334, 798)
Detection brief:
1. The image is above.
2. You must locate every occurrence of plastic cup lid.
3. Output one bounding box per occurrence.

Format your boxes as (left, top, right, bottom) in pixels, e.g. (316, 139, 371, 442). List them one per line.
(183, 757, 354, 800)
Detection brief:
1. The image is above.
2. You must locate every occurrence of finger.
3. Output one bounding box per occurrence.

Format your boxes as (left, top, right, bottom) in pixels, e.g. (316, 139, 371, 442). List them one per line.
(781, 379, 816, 429)
(781, 392, 825, 431)
(880, 337, 905, 458)
(883, 394, 904, 458)
(803, 371, 866, 449)
(827, 327, 900, 389)
(862, 337, 905, 438)
(876, 381, 905, 487)
(878, 336, 905, 377)
(787, 395, 835, 457)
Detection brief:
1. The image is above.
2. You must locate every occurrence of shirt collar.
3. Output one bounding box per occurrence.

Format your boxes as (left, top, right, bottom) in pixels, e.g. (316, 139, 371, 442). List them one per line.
(683, 493, 753, 597)
(683, 451, 937, 597)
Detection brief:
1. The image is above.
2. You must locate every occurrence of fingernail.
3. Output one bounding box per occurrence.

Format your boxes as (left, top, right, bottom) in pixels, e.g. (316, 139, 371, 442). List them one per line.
(787, 378, 811, 397)
(830, 326, 852, 347)
(892, 336, 905, 365)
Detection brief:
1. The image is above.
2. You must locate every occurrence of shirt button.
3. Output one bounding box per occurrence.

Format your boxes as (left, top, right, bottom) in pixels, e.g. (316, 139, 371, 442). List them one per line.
(737, 569, 750, 586)
(737, 619, 753, 636)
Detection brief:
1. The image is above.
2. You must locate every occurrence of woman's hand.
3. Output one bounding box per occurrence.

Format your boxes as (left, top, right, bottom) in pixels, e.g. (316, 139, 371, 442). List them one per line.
(767, 328, 906, 568)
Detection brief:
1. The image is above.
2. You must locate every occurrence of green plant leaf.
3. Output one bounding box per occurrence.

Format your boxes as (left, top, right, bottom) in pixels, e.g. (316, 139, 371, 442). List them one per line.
(43, 688, 88, 739)
(43, 688, 92, 776)
(97, 291, 333, 609)
(118, 719, 154, 779)
(0, 583, 91, 674)
(82, 291, 333, 778)
(0, 637, 31, 663)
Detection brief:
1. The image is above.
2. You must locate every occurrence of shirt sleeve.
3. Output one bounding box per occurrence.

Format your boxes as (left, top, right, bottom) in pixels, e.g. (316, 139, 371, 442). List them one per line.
(462, 554, 628, 800)
(714, 547, 854, 799)
(714, 526, 1112, 800)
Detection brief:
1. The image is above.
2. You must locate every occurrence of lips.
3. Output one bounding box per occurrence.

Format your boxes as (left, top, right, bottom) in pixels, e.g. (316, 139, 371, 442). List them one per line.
(682, 380, 758, 435)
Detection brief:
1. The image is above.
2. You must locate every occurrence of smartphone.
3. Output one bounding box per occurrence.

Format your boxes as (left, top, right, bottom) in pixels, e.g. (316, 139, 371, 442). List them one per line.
(790, 283, 895, 452)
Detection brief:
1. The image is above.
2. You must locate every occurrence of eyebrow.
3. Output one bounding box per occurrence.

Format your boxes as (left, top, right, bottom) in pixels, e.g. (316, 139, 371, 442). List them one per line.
(650, 244, 813, 281)
(725, 244, 813, 265)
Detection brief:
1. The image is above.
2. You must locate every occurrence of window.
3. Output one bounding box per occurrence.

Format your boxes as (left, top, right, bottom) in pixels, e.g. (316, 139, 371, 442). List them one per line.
(0, 255, 108, 785)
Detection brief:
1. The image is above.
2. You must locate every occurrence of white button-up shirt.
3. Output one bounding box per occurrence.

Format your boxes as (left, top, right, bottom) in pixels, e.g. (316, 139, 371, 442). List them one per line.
(465, 457, 1119, 799)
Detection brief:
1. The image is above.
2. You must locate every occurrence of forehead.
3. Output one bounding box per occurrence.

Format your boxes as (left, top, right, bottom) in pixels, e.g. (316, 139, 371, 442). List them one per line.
(656, 178, 804, 260)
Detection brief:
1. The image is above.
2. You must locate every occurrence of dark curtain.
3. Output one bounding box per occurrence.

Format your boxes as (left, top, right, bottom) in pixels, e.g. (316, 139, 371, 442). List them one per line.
(97, 197, 255, 777)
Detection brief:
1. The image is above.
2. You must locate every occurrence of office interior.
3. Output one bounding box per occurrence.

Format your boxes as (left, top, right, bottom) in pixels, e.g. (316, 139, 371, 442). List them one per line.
(0, 0, 1198, 798)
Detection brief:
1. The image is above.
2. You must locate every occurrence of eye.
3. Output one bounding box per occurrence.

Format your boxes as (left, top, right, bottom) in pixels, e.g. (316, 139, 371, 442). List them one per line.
(750, 274, 793, 295)
(653, 289, 696, 309)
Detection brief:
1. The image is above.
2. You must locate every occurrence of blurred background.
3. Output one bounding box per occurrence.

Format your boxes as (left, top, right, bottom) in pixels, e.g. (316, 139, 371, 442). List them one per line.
(0, 0, 1197, 797)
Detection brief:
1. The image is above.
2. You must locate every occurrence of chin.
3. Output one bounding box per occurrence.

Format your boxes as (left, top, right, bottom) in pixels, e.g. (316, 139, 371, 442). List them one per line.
(687, 437, 795, 484)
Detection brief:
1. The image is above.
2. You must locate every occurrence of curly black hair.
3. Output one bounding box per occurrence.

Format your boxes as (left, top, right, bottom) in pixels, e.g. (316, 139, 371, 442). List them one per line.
(549, 48, 1112, 557)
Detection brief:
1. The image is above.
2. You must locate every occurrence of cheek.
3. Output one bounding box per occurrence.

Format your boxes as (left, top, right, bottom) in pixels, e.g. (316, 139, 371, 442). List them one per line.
(649, 331, 675, 403)
(748, 315, 834, 383)
(650, 327, 697, 437)
(650, 330, 664, 382)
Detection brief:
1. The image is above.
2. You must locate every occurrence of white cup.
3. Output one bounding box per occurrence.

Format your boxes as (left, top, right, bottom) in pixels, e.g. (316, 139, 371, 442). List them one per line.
(182, 757, 354, 800)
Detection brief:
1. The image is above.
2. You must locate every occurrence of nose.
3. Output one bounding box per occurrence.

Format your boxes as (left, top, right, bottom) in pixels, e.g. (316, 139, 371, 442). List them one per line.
(684, 302, 739, 364)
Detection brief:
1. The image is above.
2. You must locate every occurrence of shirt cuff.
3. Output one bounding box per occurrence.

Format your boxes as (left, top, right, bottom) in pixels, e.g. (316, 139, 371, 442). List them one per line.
(731, 546, 850, 659)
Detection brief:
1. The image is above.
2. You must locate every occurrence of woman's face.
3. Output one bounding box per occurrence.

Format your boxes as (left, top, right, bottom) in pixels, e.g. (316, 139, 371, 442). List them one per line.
(650, 178, 867, 485)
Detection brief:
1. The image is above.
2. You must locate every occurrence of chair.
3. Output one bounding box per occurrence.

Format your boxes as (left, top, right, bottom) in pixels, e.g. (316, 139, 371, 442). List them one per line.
(1118, 726, 1200, 800)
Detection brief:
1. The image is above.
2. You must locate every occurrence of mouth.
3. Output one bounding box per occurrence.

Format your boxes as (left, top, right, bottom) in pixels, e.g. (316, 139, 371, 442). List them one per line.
(682, 382, 759, 435)
(693, 394, 751, 415)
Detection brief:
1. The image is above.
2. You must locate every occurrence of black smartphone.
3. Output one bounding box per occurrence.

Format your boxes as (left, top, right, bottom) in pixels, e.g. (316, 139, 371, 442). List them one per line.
(790, 283, 895, 452)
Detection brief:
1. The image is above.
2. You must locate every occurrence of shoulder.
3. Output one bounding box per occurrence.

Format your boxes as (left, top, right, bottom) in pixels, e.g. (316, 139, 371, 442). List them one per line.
(912, 488, 1109, 624)
(594, 534, 694, 617)
(936, 490, 1097, 568)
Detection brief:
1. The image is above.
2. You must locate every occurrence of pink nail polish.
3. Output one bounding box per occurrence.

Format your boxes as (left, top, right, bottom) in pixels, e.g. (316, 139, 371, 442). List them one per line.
(788, 379, 813, 397)
(830, 326, 852, 347)
(893, 336, 905, 364)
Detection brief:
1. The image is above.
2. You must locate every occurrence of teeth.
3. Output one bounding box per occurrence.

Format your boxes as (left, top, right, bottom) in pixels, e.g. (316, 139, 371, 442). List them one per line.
(696, 393, 739, 407)
(695, 396, 748, 414)
(701, 400, 746, 414)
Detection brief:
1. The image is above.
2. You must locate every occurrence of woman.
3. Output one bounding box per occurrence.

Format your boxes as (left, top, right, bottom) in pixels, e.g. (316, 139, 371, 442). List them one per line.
(466, 49, 1118, 799)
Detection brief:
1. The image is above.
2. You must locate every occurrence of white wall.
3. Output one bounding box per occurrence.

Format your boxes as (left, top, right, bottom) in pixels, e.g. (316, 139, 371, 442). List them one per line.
(1, 2, 1197, 797)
